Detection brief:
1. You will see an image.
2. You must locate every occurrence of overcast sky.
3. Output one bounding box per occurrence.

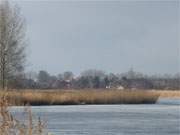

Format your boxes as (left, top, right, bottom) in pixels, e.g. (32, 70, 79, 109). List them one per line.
(14, 0, 179, 75)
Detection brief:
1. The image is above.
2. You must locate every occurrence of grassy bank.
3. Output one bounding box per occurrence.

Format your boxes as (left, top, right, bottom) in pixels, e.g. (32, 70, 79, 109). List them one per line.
(0, 89, 160, 105)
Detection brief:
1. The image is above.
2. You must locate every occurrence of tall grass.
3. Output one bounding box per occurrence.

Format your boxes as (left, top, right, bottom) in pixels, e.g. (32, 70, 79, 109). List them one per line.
(0, 89, 160, 105)
(0, 95, 46, 135)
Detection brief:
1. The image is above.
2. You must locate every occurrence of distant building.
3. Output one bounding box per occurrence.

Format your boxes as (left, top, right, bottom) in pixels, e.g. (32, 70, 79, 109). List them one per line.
(117, 85, 124, 90)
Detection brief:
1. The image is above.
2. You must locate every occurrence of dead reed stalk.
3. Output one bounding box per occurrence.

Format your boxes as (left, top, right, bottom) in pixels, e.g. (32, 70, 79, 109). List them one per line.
(0, 95, 46, 135)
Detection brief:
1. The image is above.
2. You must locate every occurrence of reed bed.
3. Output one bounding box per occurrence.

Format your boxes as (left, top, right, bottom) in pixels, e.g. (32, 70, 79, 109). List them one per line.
(0, 89, 160, 105)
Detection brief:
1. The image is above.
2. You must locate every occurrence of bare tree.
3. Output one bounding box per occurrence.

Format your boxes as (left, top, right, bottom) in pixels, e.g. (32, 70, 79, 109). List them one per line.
(0, 0, 26, 89)
(63, 71, 74, 81)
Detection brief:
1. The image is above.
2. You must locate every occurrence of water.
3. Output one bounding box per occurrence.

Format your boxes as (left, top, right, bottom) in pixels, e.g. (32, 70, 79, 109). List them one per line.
(11, 98, 180, 135)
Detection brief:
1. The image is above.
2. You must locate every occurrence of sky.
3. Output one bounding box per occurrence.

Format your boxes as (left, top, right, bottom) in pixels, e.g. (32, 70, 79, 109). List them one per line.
(14, 0, 179, 75)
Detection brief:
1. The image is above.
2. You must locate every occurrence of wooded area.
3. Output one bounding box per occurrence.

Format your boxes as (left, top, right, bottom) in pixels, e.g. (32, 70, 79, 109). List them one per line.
(10, 69, 180, 90)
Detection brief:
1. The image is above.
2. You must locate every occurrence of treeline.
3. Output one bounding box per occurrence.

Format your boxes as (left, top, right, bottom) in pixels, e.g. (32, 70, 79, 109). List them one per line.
(9, 69, 180, 90)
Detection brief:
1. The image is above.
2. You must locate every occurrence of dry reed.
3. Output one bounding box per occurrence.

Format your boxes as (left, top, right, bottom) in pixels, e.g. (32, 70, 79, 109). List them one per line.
(153, 90, 180, 98)
(0, 95, 46, 135)
(0, 89, 160, 105)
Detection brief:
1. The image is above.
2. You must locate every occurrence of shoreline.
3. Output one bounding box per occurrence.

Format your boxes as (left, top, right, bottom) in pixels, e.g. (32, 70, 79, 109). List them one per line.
(0, 89, 179, 106)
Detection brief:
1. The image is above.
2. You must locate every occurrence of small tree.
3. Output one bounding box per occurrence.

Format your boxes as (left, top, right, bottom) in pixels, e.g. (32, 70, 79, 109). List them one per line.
(0, 0, 26, 89)
(93, 76, 100, 88)
(37, 70, 50, 84)
(37, 70, 50, 88)
(63, 71, 74, 81)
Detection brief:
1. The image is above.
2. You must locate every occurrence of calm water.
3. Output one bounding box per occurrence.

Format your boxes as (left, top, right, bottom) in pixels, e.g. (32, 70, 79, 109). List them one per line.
(11, 99, 180, 135)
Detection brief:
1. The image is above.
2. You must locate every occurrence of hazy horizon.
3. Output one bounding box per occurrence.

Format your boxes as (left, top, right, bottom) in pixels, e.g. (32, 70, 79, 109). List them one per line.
(14, 0, 179, 75)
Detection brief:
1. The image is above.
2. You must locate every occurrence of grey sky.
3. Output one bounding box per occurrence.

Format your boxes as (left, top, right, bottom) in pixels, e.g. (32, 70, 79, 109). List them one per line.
(15, 0, 179, 75)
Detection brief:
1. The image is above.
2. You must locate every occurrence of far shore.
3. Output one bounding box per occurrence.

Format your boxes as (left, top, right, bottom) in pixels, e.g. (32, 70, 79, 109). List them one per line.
(0, 89, 179, 106)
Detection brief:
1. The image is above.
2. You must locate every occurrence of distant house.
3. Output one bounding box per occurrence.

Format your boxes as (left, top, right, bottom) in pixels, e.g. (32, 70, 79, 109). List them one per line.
(106, 86, 111, 89)
(117, 85, 124, 90)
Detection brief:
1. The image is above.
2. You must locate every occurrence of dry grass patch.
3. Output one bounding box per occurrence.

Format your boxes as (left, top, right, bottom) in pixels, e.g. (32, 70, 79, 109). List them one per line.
(154, 90, 180, 98)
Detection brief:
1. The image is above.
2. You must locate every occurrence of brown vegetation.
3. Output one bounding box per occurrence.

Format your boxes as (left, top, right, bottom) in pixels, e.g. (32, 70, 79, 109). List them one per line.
(0, 96, 45, 135)
(154, 90, 180, 98)
(0, 89, 160, 105)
